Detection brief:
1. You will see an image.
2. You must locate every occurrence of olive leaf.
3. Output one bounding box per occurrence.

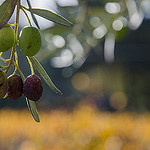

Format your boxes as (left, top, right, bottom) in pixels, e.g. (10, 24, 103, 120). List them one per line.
(0, 0, 18, 29)
(26, 98, 40, 122)
(17, 65, 40, 122)
(26, 0, 40, 29)
(30, 56, 63, 95)
(26, 8, 73, 27)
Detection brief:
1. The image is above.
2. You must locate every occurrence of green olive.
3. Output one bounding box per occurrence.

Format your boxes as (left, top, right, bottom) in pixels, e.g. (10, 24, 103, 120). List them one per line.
(19, 26, 41, 56)
(0, 26, 15, 52)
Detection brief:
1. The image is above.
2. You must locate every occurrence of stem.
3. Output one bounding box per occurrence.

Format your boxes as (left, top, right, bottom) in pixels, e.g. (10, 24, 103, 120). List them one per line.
(15, 1, 20, 43)
(0, 65, 7, 69)
(0, 57, 10, 63)
(26, 56, 35, 74)
(20, 6, 32, 26)
(5, 0, 20, 74)
(7, 23, 17, 27)
(21, 5, 28, 10)
(12, 51, 19, 75)
(0, 52, 2, 57)
(13, 61, 25, 81)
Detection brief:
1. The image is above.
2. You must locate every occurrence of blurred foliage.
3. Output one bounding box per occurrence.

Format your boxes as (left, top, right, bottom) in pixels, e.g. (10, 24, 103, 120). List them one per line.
(34, 0, 150, 112)
(37, 0, 146, 65)
(1, 0, 150, 111)
(0, 104, 150, 150)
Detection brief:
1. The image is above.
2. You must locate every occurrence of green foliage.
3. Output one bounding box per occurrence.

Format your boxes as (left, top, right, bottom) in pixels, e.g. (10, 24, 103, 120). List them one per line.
(26, 0, 40, 29)
(27, 8, 73, 27)
(26, 99, 40, 122)
(38, 0, 145, 67)
(0, 0, 72, 122)
(30, 56, 62, 95)
(0, 0, 18, 29)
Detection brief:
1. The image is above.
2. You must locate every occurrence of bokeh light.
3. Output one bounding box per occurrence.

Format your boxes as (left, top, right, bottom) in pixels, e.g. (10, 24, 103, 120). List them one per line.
(0, 106, 150, 149)
(104, 34, 115, 63)
(141, 0, 150, 18)
(89, 16, 101, 28)
(112, 20, 124, 31)
(105, 136, 123, 150)
(93, 24, 107, 39)
(72, 72, 90, 91)
(61, 67, 73, 78)
(110, 91, 128, 110)
(105, 2, 121, 14)
(56, 0, 78, 6)
(51, 49, 73, 68)
(126, 0, 144, 30)
(52, 35, 65, 48)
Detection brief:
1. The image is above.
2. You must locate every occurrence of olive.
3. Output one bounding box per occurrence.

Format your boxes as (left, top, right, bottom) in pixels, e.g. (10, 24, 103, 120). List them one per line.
(0, 26, 15, 52)
(19, 26, 41, 56)
(0, 71, 8, 99)
(23, 74, 43, 101)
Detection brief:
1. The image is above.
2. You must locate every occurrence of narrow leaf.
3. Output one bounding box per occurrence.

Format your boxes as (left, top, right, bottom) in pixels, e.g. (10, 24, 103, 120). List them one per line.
(27, 8, 73, 27)
(17, 66, 40, 122)
(26, 0, 40, 29)
(26, 98, 40, 122)
(0, 0, 18, 29)
(30, 56, 62, 95)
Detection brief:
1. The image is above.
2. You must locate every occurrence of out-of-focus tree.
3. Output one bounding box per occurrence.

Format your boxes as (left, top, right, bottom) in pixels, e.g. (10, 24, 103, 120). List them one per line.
(37, 0, 148, 67)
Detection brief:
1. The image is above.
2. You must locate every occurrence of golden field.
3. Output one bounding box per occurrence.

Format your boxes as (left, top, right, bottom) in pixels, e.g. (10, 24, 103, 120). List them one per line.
(0, 104, 150, 150)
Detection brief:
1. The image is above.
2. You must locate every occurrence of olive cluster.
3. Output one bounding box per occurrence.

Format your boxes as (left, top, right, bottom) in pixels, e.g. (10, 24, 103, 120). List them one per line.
(0, 71, 43, 101)
(0, 26, 43, 101)
(0, 26, 41, 56)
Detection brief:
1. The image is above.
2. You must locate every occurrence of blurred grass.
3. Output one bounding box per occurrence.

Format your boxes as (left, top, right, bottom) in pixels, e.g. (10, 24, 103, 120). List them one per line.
(0, 104, 150, 150)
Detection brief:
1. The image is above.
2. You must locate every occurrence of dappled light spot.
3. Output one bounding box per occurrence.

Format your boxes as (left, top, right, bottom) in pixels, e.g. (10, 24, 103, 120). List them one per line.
(93, 24, 107, 39)
(89, 16, 101, 28)
(141, 0, 150, 18)
(126, 0, 144, 30)
(51, 49, 73, 68)
(73, 129, 92, 147)
(129, 12, 144, 30)
(45, 33, 53, 43)
(52, 35, 65, 48)
(110, 91, 128, 110)
(19, 140, 37, 150)
(112, 20, 123, 31)
(105, 2, 121, 14)
(86, 36, 97, 47)
(73, 57, 86, 68)
(0, 107, 150, 149)
(68, 34, 84, 59)
(56, 0, 78, 7)
(104, 34, 115, 63)
(118, 17, 128, 27)
(105, 136, 123, 150)
(62, 67, 73, 78)
(61, 49, 73, 62)
(72, 72, 90, 91)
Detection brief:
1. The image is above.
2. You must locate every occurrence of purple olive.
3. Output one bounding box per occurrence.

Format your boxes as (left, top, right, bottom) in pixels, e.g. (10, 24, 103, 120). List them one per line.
(7, 74, 23, 100)
(0, 71, 8, 99)
(23, 74, 43, 101)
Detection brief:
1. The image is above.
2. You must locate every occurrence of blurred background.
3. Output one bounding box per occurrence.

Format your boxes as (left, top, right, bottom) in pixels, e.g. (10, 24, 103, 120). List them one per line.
(1, 0, 150, 149)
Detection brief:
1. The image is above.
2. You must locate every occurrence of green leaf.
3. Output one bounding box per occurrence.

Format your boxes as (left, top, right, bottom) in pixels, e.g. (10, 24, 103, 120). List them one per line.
(30, 56, 63, 95)
(17, 66, 40, 122)
(0, 0, 18, 29)
(27, 8, 73, 27)
(26, 0, 40, 29)
(26, 98, 40, 122)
